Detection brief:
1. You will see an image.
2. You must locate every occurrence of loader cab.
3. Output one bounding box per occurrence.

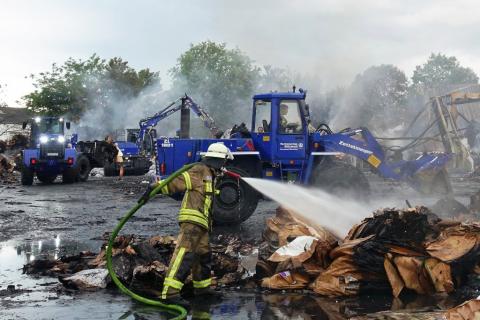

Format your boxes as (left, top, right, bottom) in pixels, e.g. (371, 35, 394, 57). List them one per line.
(23, 116, 71, 160)
(251, 91, 309, 163)
(23, 117, 70, 147)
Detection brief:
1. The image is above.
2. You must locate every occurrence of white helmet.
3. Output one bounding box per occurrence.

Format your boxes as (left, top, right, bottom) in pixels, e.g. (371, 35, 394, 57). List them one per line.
(204, 142, 234, 160)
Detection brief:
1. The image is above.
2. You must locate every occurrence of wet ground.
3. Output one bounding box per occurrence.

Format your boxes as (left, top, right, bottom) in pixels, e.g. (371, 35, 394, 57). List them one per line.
(1, 174, 480, 319)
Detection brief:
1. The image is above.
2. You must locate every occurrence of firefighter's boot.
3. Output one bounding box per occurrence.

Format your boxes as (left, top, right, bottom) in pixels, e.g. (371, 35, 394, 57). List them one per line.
(160, 294, 191, 309)
(194, 287, 222, 300)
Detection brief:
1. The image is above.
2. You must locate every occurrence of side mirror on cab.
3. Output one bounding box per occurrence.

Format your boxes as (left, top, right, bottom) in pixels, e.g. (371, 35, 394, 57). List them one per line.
(22, 121, 28, 130)
(66, 122, 71, 130)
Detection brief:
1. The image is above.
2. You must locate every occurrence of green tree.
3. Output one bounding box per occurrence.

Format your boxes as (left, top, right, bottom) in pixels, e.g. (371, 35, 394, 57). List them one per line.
(412, 53, 478, 95)
(24, 54, 159, 120)
(170, 41, 259, 128)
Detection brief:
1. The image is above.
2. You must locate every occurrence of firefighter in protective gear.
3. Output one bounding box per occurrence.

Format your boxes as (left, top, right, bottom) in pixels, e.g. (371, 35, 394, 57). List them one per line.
(142, 143, 234, 305)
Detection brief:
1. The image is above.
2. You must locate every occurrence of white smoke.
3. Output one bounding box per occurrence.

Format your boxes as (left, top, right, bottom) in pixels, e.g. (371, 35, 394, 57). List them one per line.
(74, 76, 178, 141)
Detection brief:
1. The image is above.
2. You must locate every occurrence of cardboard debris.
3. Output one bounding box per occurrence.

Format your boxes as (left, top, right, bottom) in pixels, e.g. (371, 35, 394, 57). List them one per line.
(445, 298, 480, 320)
(261, 270, 310, 289)
(260, 206, 480, 298)
(268, 235, 318, 266)
(425, 225, 479, 262)
(263, 207, 338, 250)
(423, 258, 454, 293)
(384, 254, 404, 298)
(310, 255, 363, 296)
(259, 207, 338, 290)
(393, 256, 434, 295)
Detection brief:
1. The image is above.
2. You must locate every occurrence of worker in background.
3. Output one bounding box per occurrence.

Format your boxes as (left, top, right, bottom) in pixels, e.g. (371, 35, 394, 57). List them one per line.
(139, 142, 234, 306)
(105, 135, 125, 180)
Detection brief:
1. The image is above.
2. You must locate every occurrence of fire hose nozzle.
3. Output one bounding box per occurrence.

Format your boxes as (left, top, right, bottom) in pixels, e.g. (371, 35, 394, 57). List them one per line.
(222, 168, 241, 180)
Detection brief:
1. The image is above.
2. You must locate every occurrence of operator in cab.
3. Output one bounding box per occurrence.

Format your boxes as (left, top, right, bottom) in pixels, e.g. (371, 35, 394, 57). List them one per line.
(279, 103, 289, 131)
(139, 142, 234, 306)
(279, 103, 301, 133)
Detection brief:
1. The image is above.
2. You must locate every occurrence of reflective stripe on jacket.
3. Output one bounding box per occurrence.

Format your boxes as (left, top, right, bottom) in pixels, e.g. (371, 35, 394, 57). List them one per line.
(159, 163, 215, 230)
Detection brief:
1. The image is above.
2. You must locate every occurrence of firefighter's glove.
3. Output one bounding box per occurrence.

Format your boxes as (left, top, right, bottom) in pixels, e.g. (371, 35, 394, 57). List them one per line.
(138, 183, 156, 204)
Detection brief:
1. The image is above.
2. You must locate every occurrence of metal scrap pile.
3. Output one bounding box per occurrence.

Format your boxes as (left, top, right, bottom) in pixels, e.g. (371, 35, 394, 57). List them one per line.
(258, 206, 480, 299)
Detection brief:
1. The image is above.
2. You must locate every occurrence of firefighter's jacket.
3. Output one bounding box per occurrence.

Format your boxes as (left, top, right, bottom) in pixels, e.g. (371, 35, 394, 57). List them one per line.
(159, 163, 215, 230)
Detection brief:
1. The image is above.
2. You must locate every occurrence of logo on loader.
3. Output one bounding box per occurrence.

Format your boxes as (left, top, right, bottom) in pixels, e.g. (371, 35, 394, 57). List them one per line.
(339, 141, 372, 155)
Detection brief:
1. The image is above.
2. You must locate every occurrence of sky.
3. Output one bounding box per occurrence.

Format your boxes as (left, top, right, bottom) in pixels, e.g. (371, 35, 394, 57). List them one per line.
(1, 0, 480, 107)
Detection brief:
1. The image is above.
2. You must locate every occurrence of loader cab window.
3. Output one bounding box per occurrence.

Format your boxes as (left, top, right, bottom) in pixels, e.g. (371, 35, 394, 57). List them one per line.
(33, 118, 64, 135)
(126, 129, 139, 143)
(279, 100, 303, 134)
(254, 100, 271, 133)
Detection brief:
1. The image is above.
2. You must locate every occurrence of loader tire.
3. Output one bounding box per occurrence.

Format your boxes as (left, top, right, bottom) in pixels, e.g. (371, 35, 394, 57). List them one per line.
(311, 161, 370, 198)
(77, 156, 91, 182)
(213, 167, 259, 225)
(62, 167, 78, 184)
(37, 173, 57, 184)
(21, 166, 34, 186)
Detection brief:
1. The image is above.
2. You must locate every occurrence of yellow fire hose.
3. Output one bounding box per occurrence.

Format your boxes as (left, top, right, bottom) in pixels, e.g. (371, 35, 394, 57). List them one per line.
(106, 163, 197, 320)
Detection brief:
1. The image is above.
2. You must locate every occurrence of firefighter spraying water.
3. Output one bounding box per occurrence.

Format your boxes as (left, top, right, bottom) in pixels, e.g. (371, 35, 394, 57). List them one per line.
(106, 142, 236, 316)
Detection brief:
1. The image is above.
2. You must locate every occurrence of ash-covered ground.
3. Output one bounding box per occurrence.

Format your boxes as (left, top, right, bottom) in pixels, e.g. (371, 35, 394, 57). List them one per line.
(1, 174, 480, 319)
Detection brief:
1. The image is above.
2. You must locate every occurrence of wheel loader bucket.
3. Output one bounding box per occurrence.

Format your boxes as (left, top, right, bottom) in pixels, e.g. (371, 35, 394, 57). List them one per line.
(412, 168, 452, 195)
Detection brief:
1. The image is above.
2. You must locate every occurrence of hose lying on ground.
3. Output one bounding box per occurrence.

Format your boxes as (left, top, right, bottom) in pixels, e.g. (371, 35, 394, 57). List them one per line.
(106, 163, 197, 320)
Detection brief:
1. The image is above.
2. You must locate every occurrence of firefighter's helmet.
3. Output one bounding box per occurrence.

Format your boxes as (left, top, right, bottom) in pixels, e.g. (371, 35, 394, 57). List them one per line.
(204, 143, 234, 160)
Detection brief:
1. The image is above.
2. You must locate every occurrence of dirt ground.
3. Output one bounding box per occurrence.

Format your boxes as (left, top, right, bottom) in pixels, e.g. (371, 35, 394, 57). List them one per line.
(1, 174, 480, 319)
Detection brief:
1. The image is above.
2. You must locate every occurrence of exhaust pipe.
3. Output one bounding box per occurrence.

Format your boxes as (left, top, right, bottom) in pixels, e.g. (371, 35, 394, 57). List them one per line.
(179, 97, 190, 139)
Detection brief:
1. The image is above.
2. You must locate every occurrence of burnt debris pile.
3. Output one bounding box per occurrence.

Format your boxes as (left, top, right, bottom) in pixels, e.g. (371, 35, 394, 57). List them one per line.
(0, 134, 27, 184)
(0, 153, 17, 184)
(23, 232, 259, 295)
(22, 205, 480, 304)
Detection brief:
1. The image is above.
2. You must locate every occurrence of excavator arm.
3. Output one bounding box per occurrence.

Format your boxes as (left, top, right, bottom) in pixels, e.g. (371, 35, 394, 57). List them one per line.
(137, 95, 218, 146)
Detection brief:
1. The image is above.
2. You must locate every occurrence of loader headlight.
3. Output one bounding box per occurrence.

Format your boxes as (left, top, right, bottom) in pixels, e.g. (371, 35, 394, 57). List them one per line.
(39, 135, 49, 144)
(57, 135, 65, 143)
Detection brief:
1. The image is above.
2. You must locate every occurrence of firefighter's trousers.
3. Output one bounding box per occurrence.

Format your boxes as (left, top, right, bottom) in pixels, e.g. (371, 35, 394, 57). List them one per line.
(161, 222, 212, 299)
